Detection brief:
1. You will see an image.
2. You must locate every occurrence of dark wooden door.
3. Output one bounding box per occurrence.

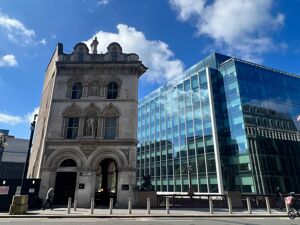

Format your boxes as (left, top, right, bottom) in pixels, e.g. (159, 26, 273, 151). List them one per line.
(53, 172, 77, 205)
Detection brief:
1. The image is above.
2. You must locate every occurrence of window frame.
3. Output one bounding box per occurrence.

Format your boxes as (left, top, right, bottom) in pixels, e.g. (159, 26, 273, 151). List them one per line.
(107, 82, 119, 99)
(104, 117, 118, 139)
(66, 117, 79, 139)
(71, 82, 83, 99)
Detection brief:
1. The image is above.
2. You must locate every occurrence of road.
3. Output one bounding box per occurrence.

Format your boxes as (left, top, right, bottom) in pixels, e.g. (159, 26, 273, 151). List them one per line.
(0, 217, 298, 225)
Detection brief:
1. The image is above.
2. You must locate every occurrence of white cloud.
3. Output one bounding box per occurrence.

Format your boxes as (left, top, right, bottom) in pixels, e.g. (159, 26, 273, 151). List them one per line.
(170, 0, 205, 21)
(0, 112, 22, 125)
(0, 54, 17, 67)
(39, 38, 47, 45)
(97, 0, 109, 6)
(0, 107, 39, 125)
(0, 11, 44, 46)
(169, 0, 285, 61)
(84, 24, 184, 84)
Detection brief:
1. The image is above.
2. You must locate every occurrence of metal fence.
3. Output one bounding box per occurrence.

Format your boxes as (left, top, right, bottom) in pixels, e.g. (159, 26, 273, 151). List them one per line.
(0, 178, 41, 211)
(157, 193, 300, 208)
(157, 194, 227, 208)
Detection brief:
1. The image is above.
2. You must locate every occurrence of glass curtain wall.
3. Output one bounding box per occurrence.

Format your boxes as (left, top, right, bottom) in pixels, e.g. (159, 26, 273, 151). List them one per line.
(138, 53, 300, 195)
(234, 60, 300, 193)
(137, 68, 221, 193)
(217, 62, 254, 193)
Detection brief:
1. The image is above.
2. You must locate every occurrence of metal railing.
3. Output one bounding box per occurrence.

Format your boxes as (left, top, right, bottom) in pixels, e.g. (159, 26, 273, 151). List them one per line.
(157, 193, 300, 209)
(157, 194, 227, 208)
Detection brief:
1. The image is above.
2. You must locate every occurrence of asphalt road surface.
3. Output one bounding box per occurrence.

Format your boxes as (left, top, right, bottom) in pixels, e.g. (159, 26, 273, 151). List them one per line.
(0, 218, 299, 225)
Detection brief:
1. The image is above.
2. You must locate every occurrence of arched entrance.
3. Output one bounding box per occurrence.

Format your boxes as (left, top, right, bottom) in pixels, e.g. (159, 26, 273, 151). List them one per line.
(53, 159, 77, 205)
(95, 158, 118, 206)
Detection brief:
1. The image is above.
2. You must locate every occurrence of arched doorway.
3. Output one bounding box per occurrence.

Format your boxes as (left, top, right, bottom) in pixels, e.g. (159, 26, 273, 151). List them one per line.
(53, 159, 77, 205)
(95, 158, 118, 206)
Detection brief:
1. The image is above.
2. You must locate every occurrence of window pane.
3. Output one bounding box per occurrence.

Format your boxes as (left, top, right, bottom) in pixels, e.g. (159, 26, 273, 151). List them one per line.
(66, 117, 79, 139)
(104, 117, 117, 139)
(107, 82, 118, 99)
(71, 82, 82, 99)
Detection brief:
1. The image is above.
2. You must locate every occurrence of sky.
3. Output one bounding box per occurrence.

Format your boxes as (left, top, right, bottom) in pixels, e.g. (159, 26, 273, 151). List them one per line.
(0, 0, 300, 139)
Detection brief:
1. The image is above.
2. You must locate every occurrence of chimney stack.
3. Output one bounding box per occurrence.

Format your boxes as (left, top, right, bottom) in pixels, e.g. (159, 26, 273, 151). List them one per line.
(90, 37, 99, 54)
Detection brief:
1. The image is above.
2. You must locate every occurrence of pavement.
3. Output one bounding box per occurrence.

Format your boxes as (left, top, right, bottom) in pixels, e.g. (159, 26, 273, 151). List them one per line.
(0, 207, 289, 218)
(0, 217, 296, 225)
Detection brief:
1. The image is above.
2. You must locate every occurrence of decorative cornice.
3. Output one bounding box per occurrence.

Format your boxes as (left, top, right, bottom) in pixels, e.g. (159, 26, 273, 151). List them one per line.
(45, 139, 137, 146)
(56, 63, 147, 77)
(41, 167, 96, 172)
(52, 99, 138, 104)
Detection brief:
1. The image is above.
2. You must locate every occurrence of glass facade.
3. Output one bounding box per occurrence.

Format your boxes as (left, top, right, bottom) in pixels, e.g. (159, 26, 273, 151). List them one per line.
(231, 59, 300, 193)
(137, 54, 300, 194)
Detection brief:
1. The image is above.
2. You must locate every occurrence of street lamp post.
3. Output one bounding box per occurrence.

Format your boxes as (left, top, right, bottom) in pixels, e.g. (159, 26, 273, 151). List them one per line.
(187, 165, 193, 199)
(20, 114, 38, 195)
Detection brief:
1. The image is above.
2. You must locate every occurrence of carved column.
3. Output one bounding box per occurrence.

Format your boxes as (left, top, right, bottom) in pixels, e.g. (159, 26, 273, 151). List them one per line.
(97, 116, 103, 138)
(66, 85, 71, 98)
(116, 117, 119, 138)
(61, 117, 67, 137)
(82, 85, 89, 97)
(78, 116, 85, 137)
(101, 86, 106, 98)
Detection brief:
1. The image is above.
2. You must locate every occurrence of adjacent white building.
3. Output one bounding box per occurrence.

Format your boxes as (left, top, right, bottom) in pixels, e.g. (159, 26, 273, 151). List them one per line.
(0, 129, 29, 179)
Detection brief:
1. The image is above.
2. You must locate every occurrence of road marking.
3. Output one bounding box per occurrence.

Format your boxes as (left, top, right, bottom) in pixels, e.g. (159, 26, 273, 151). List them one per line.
(152, 219, 194, 222)
(124, 218, 194, 222)
(246, 218, 265, 220)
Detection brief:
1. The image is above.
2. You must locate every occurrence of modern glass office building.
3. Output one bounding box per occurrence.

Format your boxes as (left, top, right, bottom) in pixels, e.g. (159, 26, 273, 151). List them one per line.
(137, 53, 300, 194)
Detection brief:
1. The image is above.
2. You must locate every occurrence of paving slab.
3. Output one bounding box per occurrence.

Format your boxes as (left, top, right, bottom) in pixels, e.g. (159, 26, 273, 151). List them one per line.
(0, 207, 288, 218)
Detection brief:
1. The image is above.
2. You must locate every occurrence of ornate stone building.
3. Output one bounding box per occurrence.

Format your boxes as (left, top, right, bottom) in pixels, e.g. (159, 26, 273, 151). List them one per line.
(28, 38, 147, 207)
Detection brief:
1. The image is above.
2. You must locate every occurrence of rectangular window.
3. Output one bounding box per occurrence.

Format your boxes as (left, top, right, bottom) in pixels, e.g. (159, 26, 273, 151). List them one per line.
(104, 117, 117, 139)
(66, 117, 79, 139)
(191, 75, 199, 91)
(111, 52, 118, 61)
(184, 80, 191, 91)
(77, 52, 84, 61)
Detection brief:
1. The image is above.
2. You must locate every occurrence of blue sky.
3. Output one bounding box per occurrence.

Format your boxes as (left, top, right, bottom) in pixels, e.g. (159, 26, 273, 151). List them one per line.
(0, 0, 300, 138)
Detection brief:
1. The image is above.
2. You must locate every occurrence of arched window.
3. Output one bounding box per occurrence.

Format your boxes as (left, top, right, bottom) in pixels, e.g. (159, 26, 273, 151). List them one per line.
(275, 120, 280, 128)
(111, 47, 118, 61)
(263, 118, 268, 126)
(104, 117, 117, 139)
(66, 117, 79, 139)
(107, 82, 118, 99)
(60, 159, 77, 167)
(71, 82, 82, 99)
(256, 117, 261, 126)
(269, 119, 274, 127)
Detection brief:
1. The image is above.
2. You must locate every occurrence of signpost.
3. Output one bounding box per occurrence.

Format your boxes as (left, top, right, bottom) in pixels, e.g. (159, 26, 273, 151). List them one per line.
(0, 186, 9, 195)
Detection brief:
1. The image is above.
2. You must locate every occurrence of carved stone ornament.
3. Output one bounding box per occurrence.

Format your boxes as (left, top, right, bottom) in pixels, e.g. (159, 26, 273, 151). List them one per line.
(89, 81, 100, 96)
(81, 148, 95, 158)
(121, 148, 130, 162)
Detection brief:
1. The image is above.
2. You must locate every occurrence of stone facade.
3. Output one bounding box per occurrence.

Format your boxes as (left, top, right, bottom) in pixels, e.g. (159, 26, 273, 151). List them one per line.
(28, 39, 147, 207)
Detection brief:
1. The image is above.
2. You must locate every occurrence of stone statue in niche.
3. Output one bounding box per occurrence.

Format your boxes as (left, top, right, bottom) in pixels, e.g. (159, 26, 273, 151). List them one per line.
(89, 82, 99, 96)
(85, 117, 96, 136)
